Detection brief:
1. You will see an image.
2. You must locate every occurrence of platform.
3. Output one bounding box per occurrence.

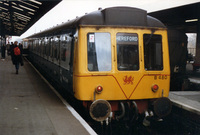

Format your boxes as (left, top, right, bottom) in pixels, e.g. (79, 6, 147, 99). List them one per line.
(169, 91, 200, 115)
(187, 63, 200, 84)
(0, 56, 96, 135)
(189, 77, 200, 84)
(171, 63, 200, 115)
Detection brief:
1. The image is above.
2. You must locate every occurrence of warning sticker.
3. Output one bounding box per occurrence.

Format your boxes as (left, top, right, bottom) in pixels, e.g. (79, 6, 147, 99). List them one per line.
(89, 34, 95, 43)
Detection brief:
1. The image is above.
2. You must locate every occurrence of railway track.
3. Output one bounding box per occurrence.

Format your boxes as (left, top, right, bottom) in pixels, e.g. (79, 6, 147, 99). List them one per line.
(88, 105, 200, 135)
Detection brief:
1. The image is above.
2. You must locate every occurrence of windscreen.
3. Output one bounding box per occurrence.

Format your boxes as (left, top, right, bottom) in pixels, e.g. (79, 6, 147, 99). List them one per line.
(117, 33, 139, 71)
(87, 33, 112, 71)
(143, 34, 163, 70)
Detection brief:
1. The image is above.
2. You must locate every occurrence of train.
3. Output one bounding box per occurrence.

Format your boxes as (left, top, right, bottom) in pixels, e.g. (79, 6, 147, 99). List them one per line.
(24, 7, 172, 124)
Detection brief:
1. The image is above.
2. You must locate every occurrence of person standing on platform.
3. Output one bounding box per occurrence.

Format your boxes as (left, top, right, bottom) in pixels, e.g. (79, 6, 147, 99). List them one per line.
(10, 42, 14, 64)
(1, 44, 6, 60)
(12, 41, 23, 74)
(6, 42, 11, 55)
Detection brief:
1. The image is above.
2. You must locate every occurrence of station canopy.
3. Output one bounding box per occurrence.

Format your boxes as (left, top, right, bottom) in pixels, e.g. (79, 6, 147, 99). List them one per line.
(148, 2, 200, 33)
(0, 0, 61, 36)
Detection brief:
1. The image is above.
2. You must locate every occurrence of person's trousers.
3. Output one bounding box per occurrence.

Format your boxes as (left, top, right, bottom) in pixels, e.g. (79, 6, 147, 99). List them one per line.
(15, 62, 19, 70)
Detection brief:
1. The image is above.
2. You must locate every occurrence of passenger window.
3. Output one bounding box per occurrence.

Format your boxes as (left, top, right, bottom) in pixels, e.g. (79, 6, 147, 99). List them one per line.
(35, 39, 39, 53)
(87, 33, 112, 71)
(46, 37, 50, 58)
(50, 38, 53, 58)
(60, 34, 72, 70)
(41, 38, 45, 56)
(44, 38, 47, 56)
(143, 34, 163, 70)
(38, 39, 41, 55)
(53, 36, 59, 60)
(117, 33, 139, 71)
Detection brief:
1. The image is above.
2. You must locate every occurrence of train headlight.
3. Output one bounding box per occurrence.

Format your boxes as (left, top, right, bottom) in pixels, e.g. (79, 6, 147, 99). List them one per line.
(96, 85, 103, 94)
(152, 84, 159, 92)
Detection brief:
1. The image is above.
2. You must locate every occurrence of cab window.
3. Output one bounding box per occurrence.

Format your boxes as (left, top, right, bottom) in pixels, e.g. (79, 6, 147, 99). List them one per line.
(143, 34, 163, 70)
(87, 33, 112, 71)
(117, 33, 139, 71)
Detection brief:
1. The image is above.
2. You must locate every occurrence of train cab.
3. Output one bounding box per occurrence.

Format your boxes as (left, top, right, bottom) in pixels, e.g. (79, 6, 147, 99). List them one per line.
(72, 7, 171, 121)
(74, 27, 170, 99)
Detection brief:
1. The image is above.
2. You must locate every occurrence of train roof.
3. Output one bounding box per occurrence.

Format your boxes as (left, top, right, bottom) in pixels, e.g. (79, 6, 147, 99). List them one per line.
(27, 7, 166, 38)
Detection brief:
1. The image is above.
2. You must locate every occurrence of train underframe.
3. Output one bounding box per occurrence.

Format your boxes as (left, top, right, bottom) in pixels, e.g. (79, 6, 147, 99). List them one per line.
(83, 97, 172, 125)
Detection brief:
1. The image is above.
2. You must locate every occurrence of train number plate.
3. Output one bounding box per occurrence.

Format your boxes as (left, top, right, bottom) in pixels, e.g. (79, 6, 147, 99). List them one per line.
(154, 75, 167, 80)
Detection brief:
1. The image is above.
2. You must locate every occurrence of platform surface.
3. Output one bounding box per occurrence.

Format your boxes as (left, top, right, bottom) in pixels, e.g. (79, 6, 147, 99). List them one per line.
(169, 91, 200, 115)
(171, 63, 200, 114)
(187, 62, 200, 84)
(189, 77, 200, 84)
(0, 56, 95, 135)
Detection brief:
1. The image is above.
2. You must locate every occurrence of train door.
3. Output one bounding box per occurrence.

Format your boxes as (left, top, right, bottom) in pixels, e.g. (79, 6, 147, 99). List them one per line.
(115, 32, 142, 99)
(59, 33, 74, 94)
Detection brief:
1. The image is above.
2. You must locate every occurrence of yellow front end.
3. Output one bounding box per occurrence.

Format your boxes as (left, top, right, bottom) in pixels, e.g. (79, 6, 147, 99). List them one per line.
(73, 26, 170, 101)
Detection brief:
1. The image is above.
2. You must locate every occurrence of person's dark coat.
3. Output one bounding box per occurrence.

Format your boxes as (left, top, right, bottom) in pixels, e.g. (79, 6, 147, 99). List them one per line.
(13, 45, 23, 66)
(10, 43, 14, 63)
(1, 45, 6, 58)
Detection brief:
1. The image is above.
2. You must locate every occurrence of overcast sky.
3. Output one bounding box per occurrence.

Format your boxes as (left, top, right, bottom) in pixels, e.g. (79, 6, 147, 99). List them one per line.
(14, 0, 200, 41)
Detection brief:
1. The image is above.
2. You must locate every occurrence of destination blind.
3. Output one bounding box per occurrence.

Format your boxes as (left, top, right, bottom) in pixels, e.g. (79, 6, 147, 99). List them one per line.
(116, 33, 138, 45)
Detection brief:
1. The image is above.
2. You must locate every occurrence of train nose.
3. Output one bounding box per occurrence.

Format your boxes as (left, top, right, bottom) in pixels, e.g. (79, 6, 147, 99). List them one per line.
(153, 97, 172, 118)
(89, 99, 111, 122)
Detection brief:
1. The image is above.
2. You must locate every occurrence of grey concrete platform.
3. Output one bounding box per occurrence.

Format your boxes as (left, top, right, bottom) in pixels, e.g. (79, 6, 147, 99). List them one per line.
(186, 63, 200, 84)
(189, 77, 200, 84)
(169, 91, 200, 115)
(170, 63, 200, 115)
(0, 56, 96, 135)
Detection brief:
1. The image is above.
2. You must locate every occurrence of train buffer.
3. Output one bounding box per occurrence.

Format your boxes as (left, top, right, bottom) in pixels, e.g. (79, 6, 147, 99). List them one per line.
(0, 57, 96, 135)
